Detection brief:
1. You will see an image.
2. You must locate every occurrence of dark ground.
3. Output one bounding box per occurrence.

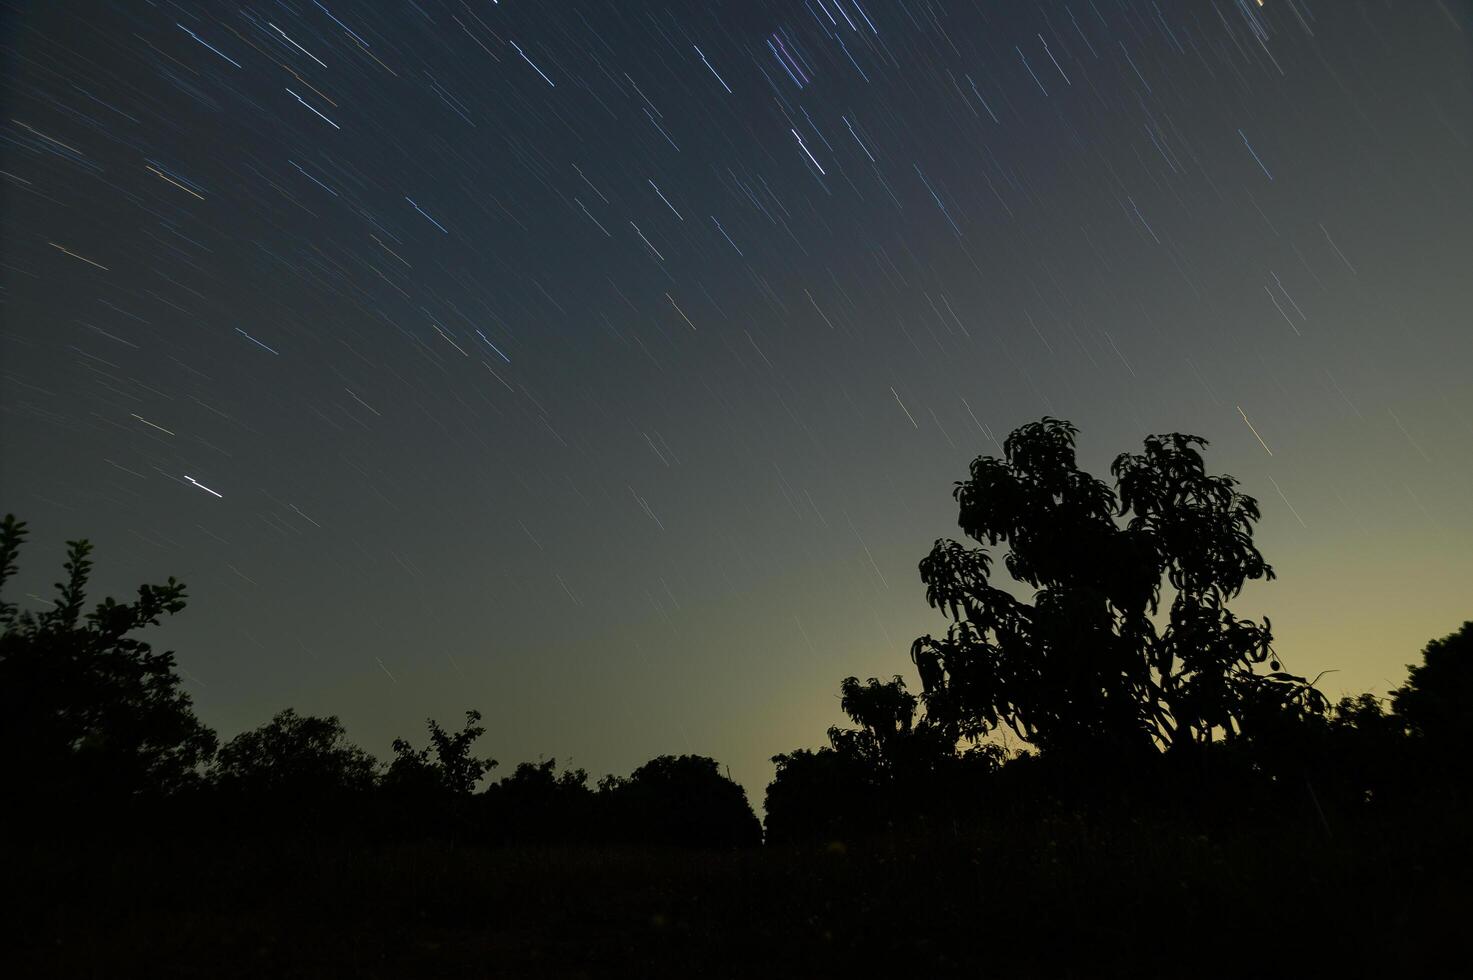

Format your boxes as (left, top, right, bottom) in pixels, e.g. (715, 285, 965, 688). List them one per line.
(5, 804, 1468, 979)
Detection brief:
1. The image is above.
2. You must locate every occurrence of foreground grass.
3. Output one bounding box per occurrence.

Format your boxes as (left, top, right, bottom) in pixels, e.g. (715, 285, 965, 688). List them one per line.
(5, 806, 1467, 979)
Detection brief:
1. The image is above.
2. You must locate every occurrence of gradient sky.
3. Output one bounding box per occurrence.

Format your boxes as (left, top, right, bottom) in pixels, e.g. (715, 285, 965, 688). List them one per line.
(2, 0, 1470, 808)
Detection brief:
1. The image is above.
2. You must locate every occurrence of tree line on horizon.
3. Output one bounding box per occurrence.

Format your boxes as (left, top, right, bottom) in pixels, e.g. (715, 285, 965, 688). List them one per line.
(2, 418, 1468, 848)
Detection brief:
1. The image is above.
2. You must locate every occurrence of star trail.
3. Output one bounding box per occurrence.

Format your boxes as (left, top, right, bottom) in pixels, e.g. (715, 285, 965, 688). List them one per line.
(2, 0, 1470, 802)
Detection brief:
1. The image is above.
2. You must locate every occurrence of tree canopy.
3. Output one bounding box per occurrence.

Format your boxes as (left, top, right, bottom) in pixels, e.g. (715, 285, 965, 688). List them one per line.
(765, 674, 1003, 843)
(212, 708, 378, 795)
(1391, 621, 1472, 748)
(603, 754, 762, 848)
(910, 418, 1326, 760)
(0, 514, 217, 801)
(385, 709, 498, 796)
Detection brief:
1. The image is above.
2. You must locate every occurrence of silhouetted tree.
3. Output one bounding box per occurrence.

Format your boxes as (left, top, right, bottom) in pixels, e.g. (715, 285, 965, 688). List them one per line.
(480, 758, 594, 844)
(212, 708, 377, 795)
(1388, 621, 1473, 798)
(827, 675, 918, 771)
(0, 515, 217, 807)
(601, 754, 761, 848)
(1324, 693, 1410, 802)
(1224, 626, 1473, 814)
(767, 675, 1005, 843)
(910, 419, 1326, 762)
(764, 747, 879, 844)
(377, 709, 496, 840)
(1392, 621, 1472, 750)
(1205, 687, 1406, 822)
(828, 675, 962, 774)
(385, 709, 497, 795)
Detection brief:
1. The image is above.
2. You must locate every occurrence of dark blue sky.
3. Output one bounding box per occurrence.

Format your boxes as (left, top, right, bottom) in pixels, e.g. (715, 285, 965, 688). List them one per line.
(3, 0, 1470, 804)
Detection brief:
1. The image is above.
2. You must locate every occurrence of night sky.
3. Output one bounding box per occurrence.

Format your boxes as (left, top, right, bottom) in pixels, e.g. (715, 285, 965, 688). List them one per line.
(2, 0, 1470, 804)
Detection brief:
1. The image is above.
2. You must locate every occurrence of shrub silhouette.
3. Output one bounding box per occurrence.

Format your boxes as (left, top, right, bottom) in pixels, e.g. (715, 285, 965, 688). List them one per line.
(385, 708, 497, 796)
(764, 747, 880, 844)
(377, 709, 497, 839)
(0, 514, 217, 811)
(212, 708, 378, 795)
(480, 758, 594, 845)
(767, 675, 1004, 843)
(1212, 625, 1472, 814)
(203, 708, 379, 837)
(910, 418, 1327, 762)
(1322, 693, 1412, 804)
(600, 754, 761, 848)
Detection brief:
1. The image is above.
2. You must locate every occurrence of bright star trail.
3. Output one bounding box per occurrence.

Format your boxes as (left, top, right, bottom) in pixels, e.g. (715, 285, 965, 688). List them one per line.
(2, 1, 1470, 803)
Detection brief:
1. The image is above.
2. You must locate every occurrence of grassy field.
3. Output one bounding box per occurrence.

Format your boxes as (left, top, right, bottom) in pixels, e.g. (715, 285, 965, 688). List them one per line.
(5, 807, 1467, 979)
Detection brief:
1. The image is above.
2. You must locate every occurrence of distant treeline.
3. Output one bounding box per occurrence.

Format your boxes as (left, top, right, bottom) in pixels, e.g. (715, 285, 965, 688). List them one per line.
(3, 419, 1469, 850)
(0, 513, 762, 847)
(202, 725, 766, 850)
